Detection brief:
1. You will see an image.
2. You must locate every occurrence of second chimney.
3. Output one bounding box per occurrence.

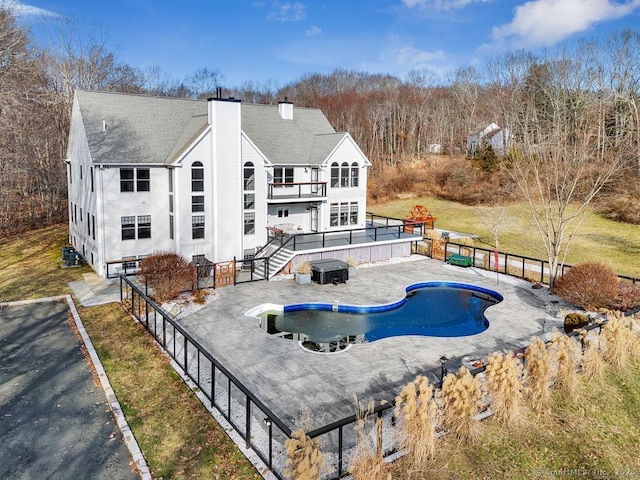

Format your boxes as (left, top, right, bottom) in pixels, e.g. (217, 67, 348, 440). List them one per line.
(278, 97, 293, 120)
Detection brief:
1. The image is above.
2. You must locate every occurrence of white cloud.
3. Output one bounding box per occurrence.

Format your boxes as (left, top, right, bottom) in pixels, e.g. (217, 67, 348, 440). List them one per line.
(306, 25, 321, 36)
(402, 0, 491, 10)
(491, 0, 640, 48)
(0, 0, 60, 17)
(267, 2, 305, 22)
(394, 45, 446, 65)
(360, 43, 447, 75)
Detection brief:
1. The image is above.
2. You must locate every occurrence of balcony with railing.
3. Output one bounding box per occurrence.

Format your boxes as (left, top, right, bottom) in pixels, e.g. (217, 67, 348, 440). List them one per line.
(267, 182, 327, 202)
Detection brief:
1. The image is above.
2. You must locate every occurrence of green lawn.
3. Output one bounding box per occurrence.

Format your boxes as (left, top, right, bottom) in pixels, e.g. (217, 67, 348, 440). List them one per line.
(369, 197, 640, 278)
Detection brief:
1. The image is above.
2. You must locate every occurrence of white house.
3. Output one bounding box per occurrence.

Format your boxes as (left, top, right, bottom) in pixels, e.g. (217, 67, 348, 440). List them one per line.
(466, 122, 510, 156)
(66, 90, 419, 279)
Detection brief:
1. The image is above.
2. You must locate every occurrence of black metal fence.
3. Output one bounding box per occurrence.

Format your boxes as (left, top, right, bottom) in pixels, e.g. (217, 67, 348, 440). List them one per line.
(420, 240, 639, 285)
(118, 263, 629, 479)
(119, 276, 292, 479)
(119, 272, 422, 478)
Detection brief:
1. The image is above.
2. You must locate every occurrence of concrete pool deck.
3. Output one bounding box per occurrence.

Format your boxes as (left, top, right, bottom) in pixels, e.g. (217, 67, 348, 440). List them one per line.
(178, 255, 565, 431)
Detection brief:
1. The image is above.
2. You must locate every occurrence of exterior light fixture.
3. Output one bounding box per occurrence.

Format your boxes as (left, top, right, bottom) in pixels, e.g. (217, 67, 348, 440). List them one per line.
(439, 355, 448, 386)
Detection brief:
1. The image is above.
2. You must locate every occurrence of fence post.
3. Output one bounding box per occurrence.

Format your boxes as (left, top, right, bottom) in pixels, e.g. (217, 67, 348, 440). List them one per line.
(211, 364, 216, 408)
(227, 378, 232, 419)
(267, 418, 273, 469)
(162, 316, 167, 348)
(245, 396, 251, 449)
(376, 410, 383, 457)
(184, 335, 188, 375)
(338, 425, 343, 477)
(233, 257, 237, 286)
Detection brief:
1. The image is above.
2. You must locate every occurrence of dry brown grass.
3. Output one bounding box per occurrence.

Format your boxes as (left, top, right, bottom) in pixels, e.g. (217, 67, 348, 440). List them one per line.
(441, 367, 482, 442)
(578, 329, 606, 381)
(524, 336, 552, 414)
(0, 224, 90, 302)
(284, 429, 326, 480)
(484, 351, 523, 426)
(394, 376, 440, 465)
(550, 330, 580, 398)
(348, 400, 386, 480)
(600, 310, 639, 368)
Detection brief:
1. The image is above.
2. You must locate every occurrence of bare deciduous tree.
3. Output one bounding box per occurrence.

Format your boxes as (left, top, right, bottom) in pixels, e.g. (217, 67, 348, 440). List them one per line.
(508, 51, 626, 286)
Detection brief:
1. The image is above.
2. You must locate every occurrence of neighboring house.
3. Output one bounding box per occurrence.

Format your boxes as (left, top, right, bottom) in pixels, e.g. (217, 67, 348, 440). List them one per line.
(427, 144, 442, 154)
(467, 123, 510, 156)
(66, 90, 384, 278)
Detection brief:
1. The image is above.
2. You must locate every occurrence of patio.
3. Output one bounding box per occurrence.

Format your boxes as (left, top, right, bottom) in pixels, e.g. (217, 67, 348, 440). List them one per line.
(177, 255, 563, 431)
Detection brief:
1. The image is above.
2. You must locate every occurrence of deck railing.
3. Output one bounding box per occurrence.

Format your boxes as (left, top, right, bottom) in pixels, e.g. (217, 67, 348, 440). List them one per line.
(267, 181, 327, 199)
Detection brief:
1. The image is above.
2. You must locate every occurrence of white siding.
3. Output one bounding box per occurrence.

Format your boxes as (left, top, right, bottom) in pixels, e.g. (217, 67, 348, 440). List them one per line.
(241, 136, 268, 252)
(324, 138, 368, 229)
(67, 99, 102, 273)
(174, 134, 214, 261)
(210, 100, 243, 262)
(99, 166, 172, 266)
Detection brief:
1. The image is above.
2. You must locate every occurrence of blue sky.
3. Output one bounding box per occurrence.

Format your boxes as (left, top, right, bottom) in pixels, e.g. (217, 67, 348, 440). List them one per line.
(5, 0, 640, 87)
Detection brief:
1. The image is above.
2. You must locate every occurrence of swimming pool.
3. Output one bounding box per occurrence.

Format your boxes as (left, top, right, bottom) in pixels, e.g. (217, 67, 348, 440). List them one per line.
(250, 281, 503, 352)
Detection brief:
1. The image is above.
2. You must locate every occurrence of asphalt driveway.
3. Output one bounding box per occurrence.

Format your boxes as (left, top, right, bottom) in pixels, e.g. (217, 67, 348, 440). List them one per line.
(0, 299, 139, 480)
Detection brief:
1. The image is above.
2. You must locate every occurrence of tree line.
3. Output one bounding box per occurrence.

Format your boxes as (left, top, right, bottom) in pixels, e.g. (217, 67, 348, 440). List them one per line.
(1, 5, 639, 239)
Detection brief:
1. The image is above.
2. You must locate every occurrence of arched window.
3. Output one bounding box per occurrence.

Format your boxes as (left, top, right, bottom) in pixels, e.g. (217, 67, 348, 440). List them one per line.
(350, 162, 359, 187)
(330, 162, 340, 188)
(340, 162, 349, 187)
(191, 162, 204, 192)
(243, 162, 255, 211)
(243, 162, 255, 191)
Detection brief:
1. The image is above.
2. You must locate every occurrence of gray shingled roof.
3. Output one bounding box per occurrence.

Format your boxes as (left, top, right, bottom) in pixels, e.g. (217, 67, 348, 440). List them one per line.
(75, 90, 341, 167)
(76, 90, 206, 165)
(240, 103, 338, 165)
